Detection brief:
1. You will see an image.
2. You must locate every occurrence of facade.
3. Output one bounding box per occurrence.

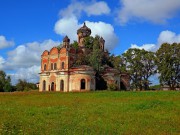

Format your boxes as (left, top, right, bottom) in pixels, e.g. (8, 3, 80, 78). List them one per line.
(39, 23, 129, 92)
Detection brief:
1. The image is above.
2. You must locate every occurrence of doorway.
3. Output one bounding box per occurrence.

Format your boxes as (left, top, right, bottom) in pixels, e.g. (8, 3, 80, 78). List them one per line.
(60, 80, 64, 91)
(51, 82, 55, 91)
(81, 79, 86, 90)
(43, 80, 46, 91)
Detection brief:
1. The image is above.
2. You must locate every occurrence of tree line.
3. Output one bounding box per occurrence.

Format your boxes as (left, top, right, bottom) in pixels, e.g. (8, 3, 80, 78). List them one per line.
(0, 70, 38, 92)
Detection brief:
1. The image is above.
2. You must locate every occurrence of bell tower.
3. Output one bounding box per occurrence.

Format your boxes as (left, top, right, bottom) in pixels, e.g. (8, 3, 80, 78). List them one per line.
(77, 22, 91, 47)
(63, 35, 70, 48)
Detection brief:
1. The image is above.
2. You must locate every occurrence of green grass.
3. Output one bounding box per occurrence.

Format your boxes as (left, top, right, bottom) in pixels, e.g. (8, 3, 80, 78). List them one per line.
(0, 91, 179, 135)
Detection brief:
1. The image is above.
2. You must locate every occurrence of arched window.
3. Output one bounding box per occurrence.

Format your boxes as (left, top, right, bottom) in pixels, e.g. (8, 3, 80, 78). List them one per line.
(44, 64, 46, 71)
(51, 63, 53, 70)
(54, 63, 57, 70)
(62, 62, 65, 69)
(43, 80, 46, 91)
(81, 79, 86, 90)
(60, 80, 64, 91)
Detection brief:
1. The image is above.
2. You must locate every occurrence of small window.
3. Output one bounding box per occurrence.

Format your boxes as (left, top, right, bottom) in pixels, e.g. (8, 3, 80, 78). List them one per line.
(51, 63, 53, 70)
(62, 62, 65, 69)
(44, 64, 46, 71)
(54, 63, 57, 70)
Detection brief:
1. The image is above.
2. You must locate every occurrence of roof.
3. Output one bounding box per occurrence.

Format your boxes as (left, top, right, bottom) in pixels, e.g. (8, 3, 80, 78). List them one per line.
(77, 22, 91, 35)
(71, 65, 94, 71)
(63, 35, 70, 42)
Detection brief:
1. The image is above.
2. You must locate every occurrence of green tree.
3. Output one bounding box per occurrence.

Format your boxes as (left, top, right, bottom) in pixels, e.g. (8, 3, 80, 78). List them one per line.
(0, 70, 13, 92)
(89, 35, 103, 71)
(156, 43, 180, 90)
(122, 48, 156, 90)
(16, 79, 37, 91)
(71, 41, 78, 49)
(84, 36, 94, 49)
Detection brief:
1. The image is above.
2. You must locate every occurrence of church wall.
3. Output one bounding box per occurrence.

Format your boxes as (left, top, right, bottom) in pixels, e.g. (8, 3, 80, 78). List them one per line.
(39, 74, 49, 92)
(69, 73, 95, 91)
(55, 74, 69, 92)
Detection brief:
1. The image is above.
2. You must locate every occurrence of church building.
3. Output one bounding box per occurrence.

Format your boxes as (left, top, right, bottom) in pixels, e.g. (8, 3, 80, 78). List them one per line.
(39, 23, 129, 92)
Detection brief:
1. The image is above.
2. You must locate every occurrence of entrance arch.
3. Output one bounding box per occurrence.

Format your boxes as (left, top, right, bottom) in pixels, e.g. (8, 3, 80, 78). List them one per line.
(60, 80, 64, 91)
(51, 82, 55, 91)
(120, 81, 126, 90)
(81, 79, 86, 90)
(43, 80, 46, 91)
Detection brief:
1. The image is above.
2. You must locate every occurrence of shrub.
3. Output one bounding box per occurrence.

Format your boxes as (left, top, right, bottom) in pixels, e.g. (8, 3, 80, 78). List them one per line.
(107, 83, 118, 91)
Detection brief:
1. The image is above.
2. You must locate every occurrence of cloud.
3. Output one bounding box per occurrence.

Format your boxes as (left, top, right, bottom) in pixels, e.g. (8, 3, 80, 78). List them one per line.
(54, 16, 79, 41)
(0, 35, 14, 49)
(158, 30, 180, 45)
(5, 39, 60, 70)
(59, 1, 110, 18)
(0, 56, 5, 70)
(117, 0, 180, 25)
(55, 17, 118, 50)
(54, 1, 118, 50)
(2, 39, 60, 84)
(130, 30, 180, 51)
(130, 44, 156, 51)
(9, 65, 40, 85)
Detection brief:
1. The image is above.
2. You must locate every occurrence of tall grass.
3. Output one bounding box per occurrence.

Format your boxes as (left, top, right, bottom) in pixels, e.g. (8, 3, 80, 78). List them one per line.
(0, 91, 179, 134)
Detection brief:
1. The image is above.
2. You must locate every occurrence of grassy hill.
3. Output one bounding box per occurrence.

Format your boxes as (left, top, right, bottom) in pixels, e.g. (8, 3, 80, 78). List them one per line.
(0, 91, 179, 135)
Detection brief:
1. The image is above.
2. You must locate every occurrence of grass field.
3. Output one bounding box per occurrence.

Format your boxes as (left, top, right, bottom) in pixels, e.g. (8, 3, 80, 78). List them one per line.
(0, 91, 179, 135)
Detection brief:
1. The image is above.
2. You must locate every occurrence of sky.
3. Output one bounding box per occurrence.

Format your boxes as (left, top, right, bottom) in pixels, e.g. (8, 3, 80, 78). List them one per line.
(0, 0, 180, 85)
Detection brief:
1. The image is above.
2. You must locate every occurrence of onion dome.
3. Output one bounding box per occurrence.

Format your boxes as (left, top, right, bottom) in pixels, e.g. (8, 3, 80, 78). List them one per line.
(77, 22, 91, 36)
(63, 35, 70, 42)
(100, 37, 105, 42)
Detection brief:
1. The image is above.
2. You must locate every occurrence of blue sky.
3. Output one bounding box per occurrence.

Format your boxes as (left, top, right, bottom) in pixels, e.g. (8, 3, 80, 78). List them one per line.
(0, 0, 180, 84)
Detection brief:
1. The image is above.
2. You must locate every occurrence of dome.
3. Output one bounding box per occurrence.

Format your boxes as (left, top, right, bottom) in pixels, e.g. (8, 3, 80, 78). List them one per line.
(100, 37, 105, 42)
(63, 35, 70, 42)
(77, 22, 91, 36)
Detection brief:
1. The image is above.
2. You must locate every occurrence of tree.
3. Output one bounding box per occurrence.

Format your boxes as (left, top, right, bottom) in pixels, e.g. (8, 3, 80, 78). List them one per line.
(110, 55, 126, 72)
(84, 36, 94, 49)
(156, 43, 180, 90)
(0, 70, 13, 92)
(89, 35, 103, 71)
(122, 48, 156, 90)
(16, 79, 37, 91)
(71, 41, 78, 49)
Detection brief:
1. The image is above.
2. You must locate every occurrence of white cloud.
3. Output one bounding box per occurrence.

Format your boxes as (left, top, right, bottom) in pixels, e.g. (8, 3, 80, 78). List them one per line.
(54, 1, 118, 50)
(9, 65, 40, 85)
(85, 1, 110, 16)
(5, 39, 60, 70)
(158, 30, 180, 45)
(130, 44, 156, 51)
(59, 1, 110, 18)
(117, 0, 180, 25)
(55, 16, 118, 50)
(54, 16, 79, 41)
(2, 39, 60, 84)
(0, 35, 14, 49)
(129, 30, 180, 51)
(0, 56, 5, 70)
(85, 21, 118, 50)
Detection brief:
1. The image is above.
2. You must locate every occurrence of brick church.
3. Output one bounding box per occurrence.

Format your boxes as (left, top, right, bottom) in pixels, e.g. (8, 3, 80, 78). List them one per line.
(39, 23, 129, 92)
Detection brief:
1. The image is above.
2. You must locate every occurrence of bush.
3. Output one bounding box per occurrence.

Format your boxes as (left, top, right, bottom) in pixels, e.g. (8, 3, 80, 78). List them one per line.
(107, 83, 118, 91)
(16, 79, 38, 91)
